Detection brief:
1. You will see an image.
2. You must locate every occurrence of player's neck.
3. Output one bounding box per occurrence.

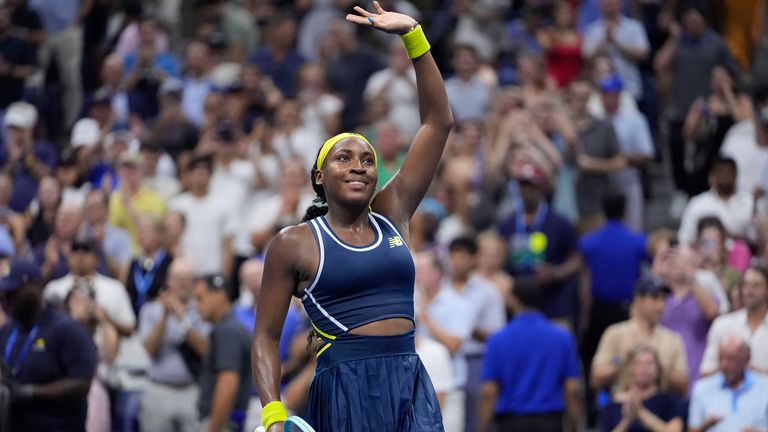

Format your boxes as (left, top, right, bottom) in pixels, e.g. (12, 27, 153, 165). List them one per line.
(325, 207, 370, 230)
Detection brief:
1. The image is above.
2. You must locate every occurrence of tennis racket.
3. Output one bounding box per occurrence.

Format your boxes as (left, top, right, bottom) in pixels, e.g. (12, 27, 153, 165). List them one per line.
(254, 416, 315, 432)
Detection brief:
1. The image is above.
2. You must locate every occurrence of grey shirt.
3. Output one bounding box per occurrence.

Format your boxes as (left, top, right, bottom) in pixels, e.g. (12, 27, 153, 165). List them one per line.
(198, 311, 252, 419)
(139, 300, 211, 385)
(576, 118, 621, 217)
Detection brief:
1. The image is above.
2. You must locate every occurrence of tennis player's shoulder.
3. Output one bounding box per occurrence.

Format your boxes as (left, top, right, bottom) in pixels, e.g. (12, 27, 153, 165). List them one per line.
(265, 222, 315, 262)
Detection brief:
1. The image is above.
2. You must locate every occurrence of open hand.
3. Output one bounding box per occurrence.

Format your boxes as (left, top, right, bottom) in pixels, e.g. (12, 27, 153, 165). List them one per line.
(346, 1, 417, 35)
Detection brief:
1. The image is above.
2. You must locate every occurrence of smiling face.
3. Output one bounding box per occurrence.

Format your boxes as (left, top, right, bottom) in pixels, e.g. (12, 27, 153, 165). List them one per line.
(315, 138, 378, 207)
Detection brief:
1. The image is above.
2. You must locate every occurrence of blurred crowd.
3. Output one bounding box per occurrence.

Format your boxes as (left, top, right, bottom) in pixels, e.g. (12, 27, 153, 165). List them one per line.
(0, 0, 767, 431)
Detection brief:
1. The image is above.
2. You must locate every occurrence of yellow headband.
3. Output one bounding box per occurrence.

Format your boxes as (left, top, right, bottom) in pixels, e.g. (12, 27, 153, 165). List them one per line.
(316, 132, 377, 170)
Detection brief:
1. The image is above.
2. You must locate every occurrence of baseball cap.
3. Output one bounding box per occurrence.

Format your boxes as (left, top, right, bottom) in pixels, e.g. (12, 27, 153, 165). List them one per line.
(4, 102, 38, 129)
(516, 163, 547, 186)
(599, 74, 624, 93)
(634, 276, 671, 297)
(0, 259, 43, 293)
(71, 118, 101, 149)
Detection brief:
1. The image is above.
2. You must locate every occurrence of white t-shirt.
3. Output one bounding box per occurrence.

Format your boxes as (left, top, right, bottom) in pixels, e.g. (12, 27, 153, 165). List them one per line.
(416, 337, 455, 394)
(300, 93, 343, 137)
(210, 160, 256, 257)
(272, 127, 324, 172)
(678, 190, 757, 245)
(700, 309, 768, 374)
(44, 273, 136, 328)
(168, 192, 237, 275)
(247, 191, 315, 236)
(721, 119, 768, 195)
(364, 68, 420, 141)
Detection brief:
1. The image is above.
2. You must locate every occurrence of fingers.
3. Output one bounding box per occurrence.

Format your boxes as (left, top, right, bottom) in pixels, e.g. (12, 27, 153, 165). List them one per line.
(346, 14, 373, 26)
(373, 1, 386, 14)
(353, 5, 373, 17)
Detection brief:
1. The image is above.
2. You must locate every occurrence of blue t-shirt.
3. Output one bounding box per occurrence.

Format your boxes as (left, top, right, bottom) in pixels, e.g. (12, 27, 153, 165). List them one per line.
(482, 311, 581, 414)
(579, 221, 647, 303)
(249, 48, 305, 97)
(234, 305, 305, 363)
(0, 306, 97, 431)
(0, 141, 57, 212)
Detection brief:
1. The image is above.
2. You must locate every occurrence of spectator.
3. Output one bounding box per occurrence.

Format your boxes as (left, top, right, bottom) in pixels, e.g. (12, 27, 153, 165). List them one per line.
(364, 40, 419, 141)
(139, 140, 181, 201)
(414, 250, 472, 432)
(700, 265, 768, 375)
(194, 274, 251, 432)
(249, 13, 304, 98)
(181, 40, 213, 127)
(1, 101, 56, 212)
(498, 163, 581, 326)
(0, 258, 97, 431)
(151, 78, 199, 162)
(296, 62, 342, 138)
(679, 66, 751, 197)
(195, 0, 257, 63)
(445, 236, 505, 432)
(480, 276, 581, 432)
(248, 157, 313, 254)
(0, 4, 37, 117)
(537, 1, 583, 88)
(655, 6, 739, 198)
(567, 77, 624, 232)
(125, 215, 172, 316)
(591, 276, 689, 396)
(659, 245, 721, 394)
(82, 189, 132, 278)
(138, 258, 210, 432)
(35, 201, 83, 280)
(43, 236, 135, 336)
(25, 174, 60, 248)
(415, 334, 455, 414)
(169, 155, 235, 276)
(445, 44, 492, 123)
(474, 231, 514, 312)
(600, 346, 684, 432)
(600, 74, 655, 232)
(325, 19, 384, 130)
(720, 85, 768, 196)
(30, 0, 92, 128)
(83, 53, 130, 125)
(580, 192, 647, 382)
(372, 121, 406, 190)
(689, 336, 768, 431)
(162, 210, 186, 260)
(582, 0, 650, 100)
(678, 157, 757, 245)
(6, 0, 44, 50)
(63, 280, 119, 432)
(108, 152, 166, 254)
(695, 217, 744, 294)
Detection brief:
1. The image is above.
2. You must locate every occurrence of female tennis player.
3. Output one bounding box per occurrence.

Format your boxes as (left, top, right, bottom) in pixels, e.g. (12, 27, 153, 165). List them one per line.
(252, 2, 453, 431)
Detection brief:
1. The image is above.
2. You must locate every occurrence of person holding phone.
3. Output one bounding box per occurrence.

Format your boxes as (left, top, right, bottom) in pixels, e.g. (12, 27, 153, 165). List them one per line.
(252, 3, 453, 431)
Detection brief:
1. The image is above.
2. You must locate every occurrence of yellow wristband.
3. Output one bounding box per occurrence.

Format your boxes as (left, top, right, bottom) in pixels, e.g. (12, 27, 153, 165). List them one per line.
(262, 401, 288, 430)
(401, 24, 430, 59)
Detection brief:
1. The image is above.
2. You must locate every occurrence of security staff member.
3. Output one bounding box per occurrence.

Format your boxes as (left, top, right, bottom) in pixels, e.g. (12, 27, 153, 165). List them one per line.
(0, 258, 96, 431)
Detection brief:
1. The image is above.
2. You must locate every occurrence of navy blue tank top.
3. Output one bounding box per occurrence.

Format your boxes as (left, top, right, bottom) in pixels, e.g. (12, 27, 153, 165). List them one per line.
(301, 212, 415, 337)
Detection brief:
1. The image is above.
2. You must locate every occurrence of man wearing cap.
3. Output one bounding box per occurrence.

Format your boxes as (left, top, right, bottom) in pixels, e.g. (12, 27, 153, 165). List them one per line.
(600, 73, 655, 232)
(591, 276, 689, 396)
(1, 101, 56, 212)
(0, 258, 97, 431)
(498, 163, 582, 328)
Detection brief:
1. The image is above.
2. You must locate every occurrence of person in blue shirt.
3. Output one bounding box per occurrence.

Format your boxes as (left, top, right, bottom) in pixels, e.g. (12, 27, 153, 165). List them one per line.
(0, 258, 97, 432)
(252, 4, 453, 431)
(480, 275, 582, 432)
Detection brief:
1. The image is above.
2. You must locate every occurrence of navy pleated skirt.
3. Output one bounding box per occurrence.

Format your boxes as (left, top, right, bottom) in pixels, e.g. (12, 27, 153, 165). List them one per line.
(306, 330, 444, 432)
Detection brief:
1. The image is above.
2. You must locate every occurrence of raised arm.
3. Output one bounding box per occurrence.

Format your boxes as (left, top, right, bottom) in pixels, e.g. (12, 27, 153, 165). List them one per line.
(348, 2, 454, 227)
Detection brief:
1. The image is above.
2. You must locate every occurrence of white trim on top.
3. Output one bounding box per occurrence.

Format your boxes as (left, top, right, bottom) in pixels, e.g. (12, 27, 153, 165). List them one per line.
(370, 212, 410, 248)
(306, 291, 349, 332)
(316, 214, 383, 252)
(303, 219, 326, 298)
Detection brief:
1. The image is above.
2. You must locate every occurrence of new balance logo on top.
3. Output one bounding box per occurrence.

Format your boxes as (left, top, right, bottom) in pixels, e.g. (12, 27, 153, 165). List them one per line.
(388, 236, 404, 248)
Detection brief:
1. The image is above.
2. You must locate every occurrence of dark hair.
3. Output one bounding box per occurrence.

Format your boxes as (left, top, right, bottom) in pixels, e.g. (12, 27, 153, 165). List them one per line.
(512, 275, 541, 308)
(301, 147, 329, 222)
(696, 216, 726, 238)
(745, 265, 768, 287)
(197, 274, 230, 293)
(603, 191, 626, 220)
(449, 236, 478, 255)
(187, 154, 214, 172)
(752, 84, 768, 108)
(711, 157, 737, 173)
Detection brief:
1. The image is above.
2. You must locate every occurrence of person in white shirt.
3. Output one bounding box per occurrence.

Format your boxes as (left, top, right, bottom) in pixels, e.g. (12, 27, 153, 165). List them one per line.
(168, 155, 236, 279)
(415, 336, 455, 430)
(582, 0, 649, 100)
(720, 86, 768, 195)
(44, 237, 136, 336)
(700, 266, 768, 375)
(678, 158, 759, 245)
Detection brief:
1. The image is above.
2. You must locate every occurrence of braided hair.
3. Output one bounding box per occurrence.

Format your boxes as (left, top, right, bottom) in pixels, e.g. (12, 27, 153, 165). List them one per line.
(301, 154, 328, 222)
